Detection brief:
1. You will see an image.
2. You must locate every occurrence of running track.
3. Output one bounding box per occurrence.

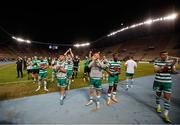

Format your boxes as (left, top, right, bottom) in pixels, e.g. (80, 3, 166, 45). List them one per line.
(0, 74, 180, 124)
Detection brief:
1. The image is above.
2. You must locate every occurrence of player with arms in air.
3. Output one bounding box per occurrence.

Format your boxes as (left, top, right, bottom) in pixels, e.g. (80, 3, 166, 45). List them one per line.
(64, 48, 74, 90)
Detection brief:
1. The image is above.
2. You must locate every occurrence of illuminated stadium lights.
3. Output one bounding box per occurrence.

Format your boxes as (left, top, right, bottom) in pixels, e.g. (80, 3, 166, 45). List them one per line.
(144, 19, 153, 24)
(152, 18, 160, 22)
(73, 42, 90, 48)
(137, 22, 144, 26)
(107, 13, 178, 37)
(26, 40, 31, 43)
(163, 13, 177, 20)
(12, 36, 16, 40)
(130, 24, 138, 28)
(16, 37, 25, 42)
(107, 26, 129, 37)
(12, 36, 31, 43)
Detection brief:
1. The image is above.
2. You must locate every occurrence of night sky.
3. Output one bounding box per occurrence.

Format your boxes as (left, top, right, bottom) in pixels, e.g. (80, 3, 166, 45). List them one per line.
(0, 0, 179, 44)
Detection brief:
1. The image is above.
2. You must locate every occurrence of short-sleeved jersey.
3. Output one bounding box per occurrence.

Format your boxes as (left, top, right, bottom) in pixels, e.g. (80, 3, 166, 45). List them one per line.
(39, 60, 48, 73)
(107, 60, 121, 75)
(65, 61, 74, 71)
(43, 59, 49, 66)
(56, 61, 68, 79)
(125, 59, 137, 74)
(32, 59, 40, 69)
(89, 60, 103, 79)
(154, 59, 172, 83)
(26, 60, 32, 70)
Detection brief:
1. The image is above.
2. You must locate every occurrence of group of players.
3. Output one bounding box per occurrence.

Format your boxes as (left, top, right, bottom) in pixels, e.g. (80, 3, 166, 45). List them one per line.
(24, 48, 176, 123)
(26, 48, 80, 92)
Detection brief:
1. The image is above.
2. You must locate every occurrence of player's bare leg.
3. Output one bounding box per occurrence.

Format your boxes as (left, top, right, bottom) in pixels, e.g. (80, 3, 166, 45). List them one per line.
(44, 79, 48, 91)
(106, 86, 113, 105)
(67, 78, 71, 90)
(155, 92, 161, 113)
(112, 84, 118, 103)
(125, 78, 129, 91)
(92, 90, 101, 112)
(36, 79, 41, 91)
(33, 74, 37, 84)
(51, 73, 54, 82)
(130, 76, 134, 88)
(60, 87, 66, 105)
(162, 93, 171, 123)
(85, 88, 94, 106)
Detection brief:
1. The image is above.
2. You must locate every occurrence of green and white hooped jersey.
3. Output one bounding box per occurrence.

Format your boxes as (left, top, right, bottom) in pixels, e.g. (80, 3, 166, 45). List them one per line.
(56, 61, 68, 79)
(154, 59, 172, 83)
(44, 59, 49, 66)
(39, 60, 48, 73)
(27, 61, 32, 70)
(32, 59, 40, 69)
(107, 60, 121, 75)
(65, 61, 73, 71)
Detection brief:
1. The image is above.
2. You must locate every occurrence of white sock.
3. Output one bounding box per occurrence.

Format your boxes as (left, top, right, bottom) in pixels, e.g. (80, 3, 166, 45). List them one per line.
(96, 96, 100, 102)
(60, 95, 64, 100)
(96, 96, 100, 107)
(131, 79, 134, 84)
(44, 81, 47, 89)
(107, 93, 111, 100)
(164, 109, 169, 116)
(38, 81, 41, 87)
(96, 101, 100, 108)
(112, 92, 116, 98)
(97, 101, 100, 105)
(89, 96, 93, 101)
(126, 79, 129, 86)
(157, 104, 161, 108)
(126, 85, 128, 88)
(69, 80, 71, 85)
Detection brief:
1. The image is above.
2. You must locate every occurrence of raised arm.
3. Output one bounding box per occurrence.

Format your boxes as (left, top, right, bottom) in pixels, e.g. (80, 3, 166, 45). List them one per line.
(88, 60, 94, 68)
(64, 49, 70, 56)
(89, 51, 92, 59)
(69, 48, 74, 58)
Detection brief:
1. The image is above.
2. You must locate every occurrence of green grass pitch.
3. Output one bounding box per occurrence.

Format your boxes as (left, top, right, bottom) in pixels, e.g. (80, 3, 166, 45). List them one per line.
(0, 61, 179, 100)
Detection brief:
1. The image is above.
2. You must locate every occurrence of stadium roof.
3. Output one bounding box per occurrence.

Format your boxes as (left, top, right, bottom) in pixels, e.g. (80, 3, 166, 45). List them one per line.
(0, 0, 179, 45)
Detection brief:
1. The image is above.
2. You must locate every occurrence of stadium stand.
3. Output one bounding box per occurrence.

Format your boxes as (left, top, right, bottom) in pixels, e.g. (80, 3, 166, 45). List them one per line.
(0, 21, 179, 62)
